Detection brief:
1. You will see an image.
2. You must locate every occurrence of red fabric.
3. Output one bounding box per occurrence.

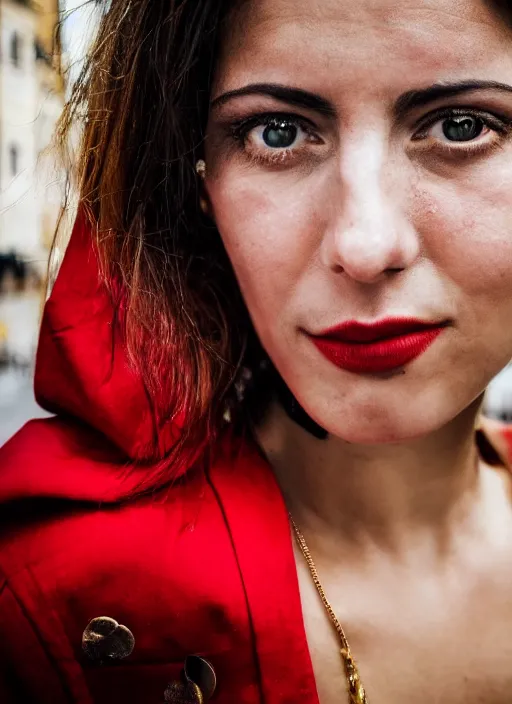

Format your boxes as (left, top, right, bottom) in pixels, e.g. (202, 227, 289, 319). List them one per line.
(34, 212, 183, 462)
(0, 215, 319, 702)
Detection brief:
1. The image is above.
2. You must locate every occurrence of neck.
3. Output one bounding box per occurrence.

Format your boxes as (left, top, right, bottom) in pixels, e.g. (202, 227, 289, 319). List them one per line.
(254, 395, 486, 558)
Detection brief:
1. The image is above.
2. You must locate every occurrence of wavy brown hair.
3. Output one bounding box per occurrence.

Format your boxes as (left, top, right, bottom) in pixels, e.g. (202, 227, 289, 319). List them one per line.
(56, 0, 274, 497)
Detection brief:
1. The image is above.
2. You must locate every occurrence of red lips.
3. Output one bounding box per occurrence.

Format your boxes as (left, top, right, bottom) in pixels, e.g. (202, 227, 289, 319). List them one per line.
(310, 317, 449, 373)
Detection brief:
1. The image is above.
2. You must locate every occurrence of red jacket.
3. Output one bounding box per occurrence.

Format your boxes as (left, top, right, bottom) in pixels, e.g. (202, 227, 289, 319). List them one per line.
(0, 216, 318, 704)
(1, 216, 511, 703)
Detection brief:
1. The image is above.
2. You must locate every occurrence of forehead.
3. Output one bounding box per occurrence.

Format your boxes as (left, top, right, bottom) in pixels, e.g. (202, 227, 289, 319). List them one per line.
(215, 0, 512, 97)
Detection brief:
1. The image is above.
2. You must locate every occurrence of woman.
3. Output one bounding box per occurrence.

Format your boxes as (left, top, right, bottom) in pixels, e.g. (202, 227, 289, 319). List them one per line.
(2, 0, 512, 701)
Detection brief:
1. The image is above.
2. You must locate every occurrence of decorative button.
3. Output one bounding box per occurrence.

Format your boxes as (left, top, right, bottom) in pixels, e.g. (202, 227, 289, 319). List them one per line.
(164, 656, 216, 703)
(82, 616, 135, 662)
(184, 656, 216, 700)
(163, 680, 203, 704)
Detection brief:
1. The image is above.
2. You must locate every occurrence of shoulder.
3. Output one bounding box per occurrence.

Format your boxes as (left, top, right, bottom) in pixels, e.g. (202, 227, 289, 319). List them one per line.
(0, 414, 231, 585)
(0, 423, 272, 702)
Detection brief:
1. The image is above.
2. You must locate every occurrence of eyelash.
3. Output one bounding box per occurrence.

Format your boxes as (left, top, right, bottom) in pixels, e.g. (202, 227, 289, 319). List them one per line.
(229, 107, 512, 166)
(413, 107, 512, 156)
(230, 112, 322, 166)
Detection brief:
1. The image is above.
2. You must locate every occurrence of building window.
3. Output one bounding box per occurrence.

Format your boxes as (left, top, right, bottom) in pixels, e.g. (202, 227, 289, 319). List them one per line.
(9, 145, 19, 176)
(10, 32, 21, 67)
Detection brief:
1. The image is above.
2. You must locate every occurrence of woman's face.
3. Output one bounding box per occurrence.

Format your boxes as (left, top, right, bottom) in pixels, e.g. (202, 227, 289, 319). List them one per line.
(204, 0, 512, 443)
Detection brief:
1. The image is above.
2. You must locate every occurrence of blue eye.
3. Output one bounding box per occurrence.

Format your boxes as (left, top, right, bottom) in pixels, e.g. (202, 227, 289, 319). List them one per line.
(262, 121, 298, 148)
(442, 115, 484, 142)
(229, 112, 325, 167)
(413, 107, 512, 156)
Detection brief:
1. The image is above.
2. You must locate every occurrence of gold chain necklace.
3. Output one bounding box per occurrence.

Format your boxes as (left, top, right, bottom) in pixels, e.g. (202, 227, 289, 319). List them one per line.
(290, 515, 369, 704)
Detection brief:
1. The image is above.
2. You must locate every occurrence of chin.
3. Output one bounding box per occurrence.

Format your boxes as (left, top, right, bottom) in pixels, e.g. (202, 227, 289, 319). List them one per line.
(327, 418, 435, 445)
(295, 384, 479, 446)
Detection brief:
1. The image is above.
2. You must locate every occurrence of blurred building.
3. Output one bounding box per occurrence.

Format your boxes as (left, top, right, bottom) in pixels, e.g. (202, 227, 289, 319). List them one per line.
(0, 0, 64, 275)
(0, 0, 64, 445)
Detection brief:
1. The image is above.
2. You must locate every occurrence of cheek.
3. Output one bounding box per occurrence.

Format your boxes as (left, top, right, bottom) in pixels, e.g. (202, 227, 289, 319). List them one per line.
(415, 163, 512, 354)
(418, 174, 512, 298)
(207, 170, 329, 331)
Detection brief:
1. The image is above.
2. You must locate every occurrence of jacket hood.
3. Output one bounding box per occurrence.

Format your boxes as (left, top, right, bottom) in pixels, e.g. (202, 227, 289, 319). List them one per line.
(34, 212, 183, 460)
(0, 213, 196, 505)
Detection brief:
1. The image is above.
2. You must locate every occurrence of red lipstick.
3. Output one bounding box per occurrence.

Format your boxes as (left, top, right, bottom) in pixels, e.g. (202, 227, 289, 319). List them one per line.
(309, 317, 448, 374)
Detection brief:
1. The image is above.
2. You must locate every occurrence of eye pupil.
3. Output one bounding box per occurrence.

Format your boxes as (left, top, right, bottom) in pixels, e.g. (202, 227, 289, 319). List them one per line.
(442, 115, 483, 142)
(263, 122, 297, 148)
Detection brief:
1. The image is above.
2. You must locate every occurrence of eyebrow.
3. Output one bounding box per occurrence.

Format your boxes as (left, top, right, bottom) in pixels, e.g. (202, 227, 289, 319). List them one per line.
(394, 80, 512, 119)
(210, 83, 337, 117)
(210, 80, 512, 120)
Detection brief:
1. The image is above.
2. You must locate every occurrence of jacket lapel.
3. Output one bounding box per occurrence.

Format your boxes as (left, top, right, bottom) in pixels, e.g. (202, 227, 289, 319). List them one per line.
(207, 432, 319, 704)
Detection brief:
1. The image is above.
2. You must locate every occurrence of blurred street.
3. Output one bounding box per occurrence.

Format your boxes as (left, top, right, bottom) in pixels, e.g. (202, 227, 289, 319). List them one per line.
(0, 366, 48, 445)
(0, 291, 51, 446)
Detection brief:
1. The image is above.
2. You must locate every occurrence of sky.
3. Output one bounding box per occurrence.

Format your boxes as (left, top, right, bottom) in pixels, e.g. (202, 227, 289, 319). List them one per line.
(61, 0, 100, 87)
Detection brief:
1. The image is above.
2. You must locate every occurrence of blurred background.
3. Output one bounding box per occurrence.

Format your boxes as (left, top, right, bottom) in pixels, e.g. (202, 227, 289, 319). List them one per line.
(0, 0, 99, 444)
(0, 0, 511, 447)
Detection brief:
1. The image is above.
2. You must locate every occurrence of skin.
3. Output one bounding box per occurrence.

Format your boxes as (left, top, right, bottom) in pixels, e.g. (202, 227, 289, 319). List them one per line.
(203, 0, 512, 701)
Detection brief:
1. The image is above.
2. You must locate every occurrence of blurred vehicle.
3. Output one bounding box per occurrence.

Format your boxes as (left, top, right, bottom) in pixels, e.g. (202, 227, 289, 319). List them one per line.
(0, 252, 27, 292)
(483, 362, 512, 421)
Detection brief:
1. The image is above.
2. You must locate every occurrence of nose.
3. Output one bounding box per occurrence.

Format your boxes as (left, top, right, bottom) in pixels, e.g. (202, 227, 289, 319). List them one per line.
(320, 142, 420, 284)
